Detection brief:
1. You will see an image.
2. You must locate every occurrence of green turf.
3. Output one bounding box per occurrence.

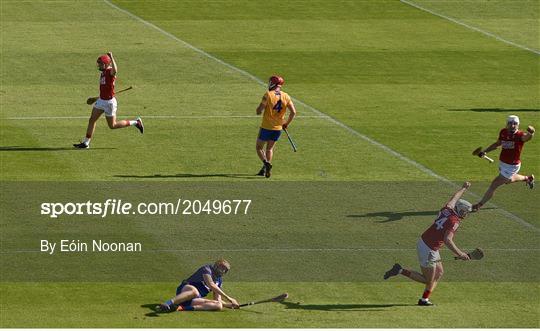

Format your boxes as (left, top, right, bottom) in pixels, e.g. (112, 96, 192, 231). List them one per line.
(1, 0, 539, 328)
(2, 182, 538, 283)
(411, 0, 540, 50)
(1, 282, 539, 328)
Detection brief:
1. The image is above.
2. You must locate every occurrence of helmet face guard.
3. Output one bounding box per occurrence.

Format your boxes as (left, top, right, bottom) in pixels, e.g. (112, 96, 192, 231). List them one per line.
(455, 199, 472, 218)
(507, 115, 520, 125)
(268, 75, 284, 90)
(506, 115, 520, 133)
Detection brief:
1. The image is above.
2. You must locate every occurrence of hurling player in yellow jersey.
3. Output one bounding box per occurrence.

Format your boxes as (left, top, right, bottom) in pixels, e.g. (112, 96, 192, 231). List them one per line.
(255, 75, 297, 178)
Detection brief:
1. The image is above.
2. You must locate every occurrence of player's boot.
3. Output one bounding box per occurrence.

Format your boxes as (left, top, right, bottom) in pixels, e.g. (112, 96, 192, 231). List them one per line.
(73, 142, 89, 149)
(155, 303, 174, 313)
(417, 299, 434, 306)
(256, 165, 266, 176)
(471, 202, 483, 212)
(135, 117, 144, 134)
(383, 263, 402, 280)
(526, 174, 535, 189)
(264, 161, 272, 178)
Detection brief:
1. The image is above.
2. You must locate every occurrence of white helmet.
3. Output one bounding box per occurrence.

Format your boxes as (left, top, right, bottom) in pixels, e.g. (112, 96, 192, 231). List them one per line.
(455, 199, 472, 217)
(507, 115, 520, 124)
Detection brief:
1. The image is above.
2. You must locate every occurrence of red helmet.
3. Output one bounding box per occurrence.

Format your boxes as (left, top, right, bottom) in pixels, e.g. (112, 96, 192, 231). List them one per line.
(97, 54, 111, 65)
(268, 75, 284, 90)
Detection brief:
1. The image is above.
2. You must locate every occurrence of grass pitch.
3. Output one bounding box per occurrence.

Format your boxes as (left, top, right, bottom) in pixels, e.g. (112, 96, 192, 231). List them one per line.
(1, 0, 539, 328)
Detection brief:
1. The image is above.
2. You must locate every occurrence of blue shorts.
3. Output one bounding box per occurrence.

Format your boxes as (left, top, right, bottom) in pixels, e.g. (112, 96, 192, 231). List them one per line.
(176, 282, 209, 297)
(258, 128, 281, 142)
(176, 282, 205, 307)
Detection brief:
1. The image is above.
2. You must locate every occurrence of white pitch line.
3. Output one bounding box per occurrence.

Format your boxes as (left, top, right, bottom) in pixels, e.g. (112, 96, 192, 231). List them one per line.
(102, 0, 537, 231)
(4, 115, 325, 120)
(147, 248, 540, 253)
(400, 0, 540, 55)
(1, 247, 538, 254)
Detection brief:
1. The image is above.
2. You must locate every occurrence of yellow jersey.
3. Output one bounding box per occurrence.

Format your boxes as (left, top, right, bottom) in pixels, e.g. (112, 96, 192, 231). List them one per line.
(260, 90, 291, 131)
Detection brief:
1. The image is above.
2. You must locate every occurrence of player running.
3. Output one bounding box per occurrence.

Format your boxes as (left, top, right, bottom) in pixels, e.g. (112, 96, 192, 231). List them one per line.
(73, 52, 143, 149)
(383, 182, 473, 306)
(255, 75, 297, 178)
(472, 115, 535, 211)
(156, 259, 239, 312)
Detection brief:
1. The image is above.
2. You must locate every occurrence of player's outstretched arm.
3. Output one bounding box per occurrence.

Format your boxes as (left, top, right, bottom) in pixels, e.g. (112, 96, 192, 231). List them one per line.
(523, 125, 535, 142)
(444, 231, 470, 260)
(481, 140, 501, 155)
(203, 274, 239, 308)
(445, 182, 470, 209)
(212, 292, 233, 309)
(107, 52, 117, 76)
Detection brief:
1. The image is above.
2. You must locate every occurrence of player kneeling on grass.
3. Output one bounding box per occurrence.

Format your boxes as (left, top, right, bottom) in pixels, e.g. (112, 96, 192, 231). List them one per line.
(156, 259, 239, 312)
(383, 182, 473, 306)
(73, 52, 143, 149)
(472, 115, 535, 211)
(255, 75, 297, 178)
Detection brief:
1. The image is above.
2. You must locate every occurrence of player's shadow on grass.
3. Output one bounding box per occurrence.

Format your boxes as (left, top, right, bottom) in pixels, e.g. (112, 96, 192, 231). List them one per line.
(347, 210, 439, 223)
(448, 108, 540, 113)
(141, 303, 162, 317)
(279, 301, 413, 311)
(348, 209, 496, 223)
(115, 173, 259, 179)
(140, 303, 262, 316)
(0, 146, 116, 151)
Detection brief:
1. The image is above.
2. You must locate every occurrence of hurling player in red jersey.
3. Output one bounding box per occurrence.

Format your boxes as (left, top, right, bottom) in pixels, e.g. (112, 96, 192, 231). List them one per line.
(74, 52, 144, 149)
(472, 115, 535, 211)
(383, 182, 473, 306)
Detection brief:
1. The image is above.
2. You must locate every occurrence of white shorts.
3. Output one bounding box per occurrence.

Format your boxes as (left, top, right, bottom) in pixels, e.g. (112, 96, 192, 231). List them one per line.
(499, 161, 521, 179)
(94, 97, 117, 117)
(417, 239, 440, 268)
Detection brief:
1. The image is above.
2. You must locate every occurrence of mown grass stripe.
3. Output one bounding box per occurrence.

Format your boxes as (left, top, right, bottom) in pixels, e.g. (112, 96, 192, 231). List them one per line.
(400, 0, 540, 55)
(102, 0, 538, 231)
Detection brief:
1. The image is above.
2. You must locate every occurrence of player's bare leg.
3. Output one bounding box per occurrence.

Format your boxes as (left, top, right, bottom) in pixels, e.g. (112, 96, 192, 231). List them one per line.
(256, 140, 267, 163)
(265, 140, 276, 163)
(156, 285, 199, 313)
(105, 115, 144, 133)
(86, 108, 103, 137)
(264, 140, 276, 178)
(472, 175, 510, 211)
(511, 173, 535, 189)
(418, 265, 437, 305)
(429, 262, 444, 293)
(171, 286, 199, 305)
(384, 263, 437, 305)
(255, 139, 273, 178)
(177, 298, 223, 311)
(106, 115, 130, 129)
(384, 263, 426, 283)
(74, 108, 103, 148)
(401, 268, 427, 283)
(256, 139, 268, 176)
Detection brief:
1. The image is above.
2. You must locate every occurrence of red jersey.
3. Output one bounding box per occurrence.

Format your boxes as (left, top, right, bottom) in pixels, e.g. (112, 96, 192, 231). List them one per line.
(498, 128, 525, 165)
(421, 207, 461, 251)
(99, 68, 116, 100)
